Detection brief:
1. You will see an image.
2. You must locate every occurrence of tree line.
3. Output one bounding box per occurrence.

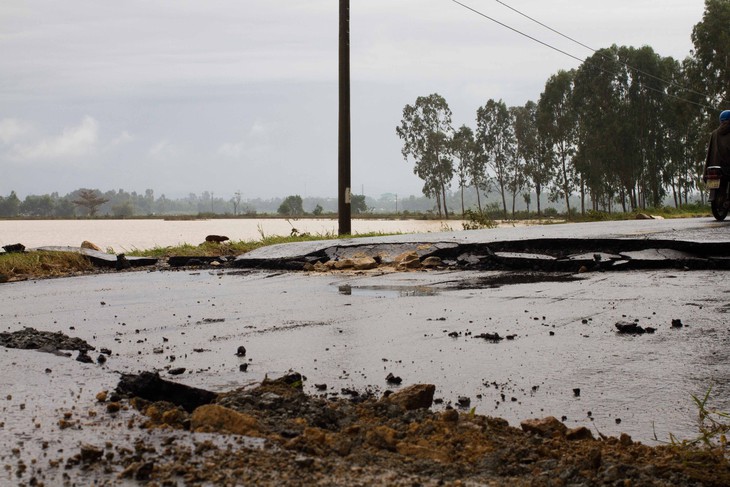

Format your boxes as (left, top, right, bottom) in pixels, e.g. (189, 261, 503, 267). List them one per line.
(0, 188, 375, 219)
(397, 0, 728, 219)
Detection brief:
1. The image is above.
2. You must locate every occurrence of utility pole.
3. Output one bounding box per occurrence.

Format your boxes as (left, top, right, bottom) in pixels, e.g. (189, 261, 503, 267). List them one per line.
(338, 0, 351, 235)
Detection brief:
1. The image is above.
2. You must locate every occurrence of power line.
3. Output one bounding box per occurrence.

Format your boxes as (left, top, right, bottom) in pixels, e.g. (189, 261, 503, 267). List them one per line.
(493, 0, 711, 102)
(449, 0, 711, 110)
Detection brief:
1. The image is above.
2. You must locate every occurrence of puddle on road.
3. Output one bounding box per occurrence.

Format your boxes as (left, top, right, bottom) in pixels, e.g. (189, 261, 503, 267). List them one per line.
(337, 284, 439, 298)
(452, 272, 584, 290)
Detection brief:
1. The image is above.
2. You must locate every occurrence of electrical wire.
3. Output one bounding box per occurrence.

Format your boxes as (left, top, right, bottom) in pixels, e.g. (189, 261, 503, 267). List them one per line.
(493, 0, 711, 101)
(449, 0, 712, 110)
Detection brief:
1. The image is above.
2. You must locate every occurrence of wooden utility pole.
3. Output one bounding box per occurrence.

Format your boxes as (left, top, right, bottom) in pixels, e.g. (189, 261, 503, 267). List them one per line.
(338, 0, 351, 235)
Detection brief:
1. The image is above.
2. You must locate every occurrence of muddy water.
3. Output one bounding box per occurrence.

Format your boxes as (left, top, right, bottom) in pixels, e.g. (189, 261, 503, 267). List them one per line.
(0, 218, 466, 251)
(1, 267, 729, 461)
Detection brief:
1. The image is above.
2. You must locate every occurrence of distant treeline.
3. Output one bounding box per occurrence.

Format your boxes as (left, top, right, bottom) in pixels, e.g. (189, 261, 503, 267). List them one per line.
(0, 188, 499, 218)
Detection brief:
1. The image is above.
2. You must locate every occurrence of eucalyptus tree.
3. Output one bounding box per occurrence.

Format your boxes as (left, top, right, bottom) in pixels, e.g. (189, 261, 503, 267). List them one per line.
(538, 70, 578, 217)
(452, 125, 478, 215)
(618, 45, 671, 208)
(573, 47, 634, 212)
(663, 57, 706, 206)
(529, 101, 555, 216)
(505, 106, 527, 217)
(691, 0, 730, 107)
(476, 99, 514, 218)
(511, 103, 538, 216)
(396, 94, 454, 217)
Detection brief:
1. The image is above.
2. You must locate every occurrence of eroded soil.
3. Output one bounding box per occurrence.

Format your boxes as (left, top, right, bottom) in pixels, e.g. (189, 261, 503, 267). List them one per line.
(11, 371, 730, 486)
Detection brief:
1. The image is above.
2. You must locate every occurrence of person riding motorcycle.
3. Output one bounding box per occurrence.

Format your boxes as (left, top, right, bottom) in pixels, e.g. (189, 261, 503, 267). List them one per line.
(704, 110, 730, 179)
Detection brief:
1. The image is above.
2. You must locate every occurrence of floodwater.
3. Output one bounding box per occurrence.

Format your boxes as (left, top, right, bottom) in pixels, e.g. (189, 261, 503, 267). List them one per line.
(0, 218, 466, 252)
(2, 266, 728, 455)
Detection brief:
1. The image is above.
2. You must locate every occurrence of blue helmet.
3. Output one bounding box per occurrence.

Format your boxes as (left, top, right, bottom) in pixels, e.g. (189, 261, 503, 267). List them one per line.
(721, 110, 730, 122)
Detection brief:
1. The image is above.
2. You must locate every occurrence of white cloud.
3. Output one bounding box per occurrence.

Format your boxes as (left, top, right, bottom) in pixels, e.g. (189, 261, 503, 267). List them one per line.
(148, 139, 177, 159)
(217, 141, 245, 158)
(0, 118, 33, 145)
(11, 116, 98, 160)
(217, 120, 274, 158)
(110, 130, 134, 147)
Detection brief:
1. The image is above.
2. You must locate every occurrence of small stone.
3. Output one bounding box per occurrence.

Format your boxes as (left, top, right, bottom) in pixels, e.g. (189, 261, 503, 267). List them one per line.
(566, 426, 594, 441)
(387, 384, 435, 410)
(615, 321, 646, 334)
(236, 346, 246, 357)
(191, 404, 260, 436)
(239, 363, 248, 372)
(315, 384, 328, 391)
(96, 391, 108, 402)
(106, 402, 121, 413)
(79, 444, 103, 464)
(671, 319, 683, 328)
(76, 351, 93, 363)
(520, 417, 567, 438)
(80, 241, 101, 251)
(205, 235, 230, 243)
(573, 388, 581, 397)
(334, 259, 355, 270)
(352, 257, 378, 270)
(385, 373, 402, 385)
(457, 396, 471, 408)
(168, 367, 186, 375)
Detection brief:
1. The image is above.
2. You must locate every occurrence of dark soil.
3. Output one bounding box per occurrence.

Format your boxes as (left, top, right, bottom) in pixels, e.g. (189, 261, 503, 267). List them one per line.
(0, 327, 94, 353)
(40, 372, 730, 486)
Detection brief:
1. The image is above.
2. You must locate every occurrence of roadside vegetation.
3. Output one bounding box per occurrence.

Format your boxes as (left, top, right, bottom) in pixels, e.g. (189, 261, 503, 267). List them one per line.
(0, 231, 395, 281)
(0, 250, 94, 282)
(127, 230, 394, 258)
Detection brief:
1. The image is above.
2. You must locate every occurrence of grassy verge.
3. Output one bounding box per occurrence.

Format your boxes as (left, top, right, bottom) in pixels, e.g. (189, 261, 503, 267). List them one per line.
(126, 231, 396, 258)
(0, 251, 95, 281)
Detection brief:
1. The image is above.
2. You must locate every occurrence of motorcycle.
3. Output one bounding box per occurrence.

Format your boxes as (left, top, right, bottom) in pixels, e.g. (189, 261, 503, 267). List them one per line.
(704, 165, 730, 221)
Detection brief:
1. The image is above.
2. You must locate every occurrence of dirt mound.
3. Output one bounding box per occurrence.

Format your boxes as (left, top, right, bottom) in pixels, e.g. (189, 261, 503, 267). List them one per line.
(0, 327, 94, 352)
(80, 372, 730, 486)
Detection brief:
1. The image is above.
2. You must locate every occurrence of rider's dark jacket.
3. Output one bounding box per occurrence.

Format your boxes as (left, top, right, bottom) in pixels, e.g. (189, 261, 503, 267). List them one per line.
(705, 120, 730, 170)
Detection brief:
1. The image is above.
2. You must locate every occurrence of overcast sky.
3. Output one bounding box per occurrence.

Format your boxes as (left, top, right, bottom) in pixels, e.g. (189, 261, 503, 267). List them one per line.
(0, 0, 706, 200)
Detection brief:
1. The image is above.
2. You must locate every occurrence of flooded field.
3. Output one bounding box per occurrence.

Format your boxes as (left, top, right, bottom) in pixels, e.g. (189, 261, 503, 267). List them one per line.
(0, 218, 467, 251)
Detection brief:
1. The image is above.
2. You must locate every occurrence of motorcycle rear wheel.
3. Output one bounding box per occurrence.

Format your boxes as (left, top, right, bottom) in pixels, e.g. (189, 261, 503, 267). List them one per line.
(711, 200, 728, 221)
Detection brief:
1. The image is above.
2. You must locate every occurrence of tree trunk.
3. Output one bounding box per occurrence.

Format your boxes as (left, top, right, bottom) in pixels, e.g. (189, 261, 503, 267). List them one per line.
(475, 183, 482, 213)
(560, 154, 570, 219)
(441, 182, 449, 218)
(500, 182, 508, 219)
(460, 186, 465, 217)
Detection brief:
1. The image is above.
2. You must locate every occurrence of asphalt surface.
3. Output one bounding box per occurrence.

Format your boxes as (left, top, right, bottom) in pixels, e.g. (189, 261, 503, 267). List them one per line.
(2, 217, 730, 485)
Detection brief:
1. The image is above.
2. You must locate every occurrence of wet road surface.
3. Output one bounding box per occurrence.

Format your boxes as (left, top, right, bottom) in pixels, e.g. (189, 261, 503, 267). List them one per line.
(2, 267, 729, 443)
